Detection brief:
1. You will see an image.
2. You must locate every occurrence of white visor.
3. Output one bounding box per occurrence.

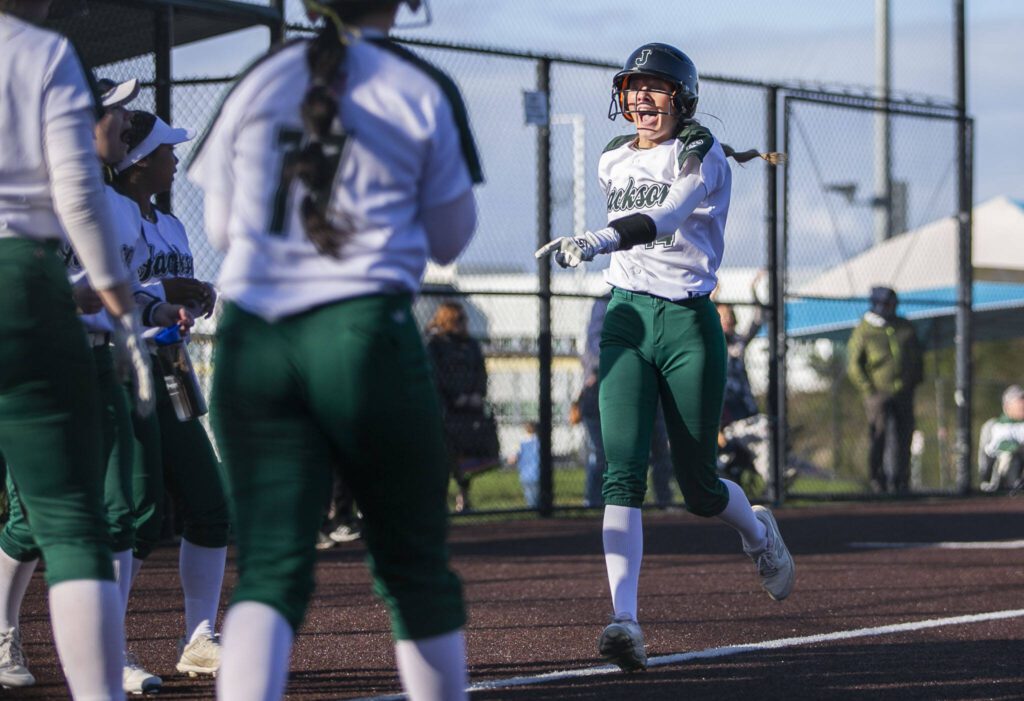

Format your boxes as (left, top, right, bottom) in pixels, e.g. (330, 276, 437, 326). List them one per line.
(100, 79, 140, 109)
(116, 116, 194, 173)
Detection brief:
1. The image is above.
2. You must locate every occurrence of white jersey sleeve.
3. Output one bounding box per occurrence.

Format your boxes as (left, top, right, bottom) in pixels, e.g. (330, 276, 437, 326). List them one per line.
(49, 113, 127, 289)
(45, 59, 126, 289)
(0, 16, 125, 287)
(187, 85, 239, 251)
(635, 147, 727, 237)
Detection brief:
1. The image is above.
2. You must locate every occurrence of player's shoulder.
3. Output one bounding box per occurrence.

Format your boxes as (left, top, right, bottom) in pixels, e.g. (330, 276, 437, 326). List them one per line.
(363, 37, 482, 184)
(186, 39, 306, 167)
(674, 122, 717, 165)
(154, 206, 184, 229)
(230, 39, 308, 103)
(364, 38, 460, 101)
(602, 134, 636, 154)
(105, 185, 139, 214)
(6, 18, 79, 80)
(3, 13, 63, 48)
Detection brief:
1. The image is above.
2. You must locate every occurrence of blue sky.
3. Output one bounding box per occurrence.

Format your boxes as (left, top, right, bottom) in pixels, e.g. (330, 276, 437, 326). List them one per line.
(173, 1, 1023, 272)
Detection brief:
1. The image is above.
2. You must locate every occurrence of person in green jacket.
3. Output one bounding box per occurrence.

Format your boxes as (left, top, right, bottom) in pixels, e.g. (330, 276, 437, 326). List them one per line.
(847, 286, 923, 494)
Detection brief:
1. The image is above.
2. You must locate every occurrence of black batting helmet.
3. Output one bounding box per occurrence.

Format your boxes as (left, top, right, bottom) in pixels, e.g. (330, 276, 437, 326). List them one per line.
(608, 43, 699, 122)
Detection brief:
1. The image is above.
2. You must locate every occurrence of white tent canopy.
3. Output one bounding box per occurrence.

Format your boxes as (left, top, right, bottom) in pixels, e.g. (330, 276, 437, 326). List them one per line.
(798, 196, 1024, 298)
(790, 196, 1024, 347)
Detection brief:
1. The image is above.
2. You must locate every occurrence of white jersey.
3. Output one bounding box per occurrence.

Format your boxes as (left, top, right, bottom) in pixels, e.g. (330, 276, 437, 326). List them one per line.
(600, 124, 731, 300)
(136, 209, 195, 286)
(0, 14, 92, 240)
(188, 32, 481, 322)
(134, 208, 199, 341)
(0, 13, 125, 288)
(63, 187, 152, 334)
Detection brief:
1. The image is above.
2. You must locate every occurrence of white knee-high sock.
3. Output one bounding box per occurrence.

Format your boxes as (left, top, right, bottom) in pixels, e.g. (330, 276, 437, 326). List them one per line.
(48, 579, 124, 700)
(179, 539, 226, 642)
(602, 505, 643, 621)
(395, 630, 467, 701)
(716, 479, 767, 552)
(0, 550, 37, 630)
(112, 549, 133, 619)
(216, 601, 292, 701)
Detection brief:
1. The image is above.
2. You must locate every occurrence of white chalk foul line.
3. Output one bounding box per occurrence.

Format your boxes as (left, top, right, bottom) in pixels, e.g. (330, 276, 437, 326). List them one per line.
(850, 539, 1024, 550)
(350, 607, 1024, 700)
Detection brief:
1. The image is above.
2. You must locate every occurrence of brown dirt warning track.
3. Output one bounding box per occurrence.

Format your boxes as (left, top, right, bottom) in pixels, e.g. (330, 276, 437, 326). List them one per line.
(10, 497, 1024, 700)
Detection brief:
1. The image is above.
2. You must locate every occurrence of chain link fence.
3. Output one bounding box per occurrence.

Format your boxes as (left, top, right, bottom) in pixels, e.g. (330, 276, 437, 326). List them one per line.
(65, 2, 1004, 515)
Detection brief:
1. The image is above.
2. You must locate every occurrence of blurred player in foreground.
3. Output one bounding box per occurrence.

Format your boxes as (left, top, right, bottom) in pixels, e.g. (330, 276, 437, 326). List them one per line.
(0, 0, 153, 697)
(536, 42, 794, 673)
(0, 75, 196, 696)
(188, 0, 480, 698)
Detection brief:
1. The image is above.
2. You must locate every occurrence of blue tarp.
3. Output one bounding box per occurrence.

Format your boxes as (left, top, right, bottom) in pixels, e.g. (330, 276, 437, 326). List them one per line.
(785, 281, 1024, 347)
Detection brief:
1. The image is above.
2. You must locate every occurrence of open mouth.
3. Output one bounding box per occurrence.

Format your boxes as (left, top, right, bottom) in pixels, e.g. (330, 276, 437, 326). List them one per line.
(636, 108, 659, 129)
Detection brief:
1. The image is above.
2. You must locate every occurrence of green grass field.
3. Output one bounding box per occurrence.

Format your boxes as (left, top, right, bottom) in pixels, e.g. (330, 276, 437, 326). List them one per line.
(449, 464, 869, 514)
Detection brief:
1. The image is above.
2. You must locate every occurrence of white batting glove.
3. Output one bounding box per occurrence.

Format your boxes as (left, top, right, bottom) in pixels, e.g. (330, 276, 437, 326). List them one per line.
(113, 312, 154, 417)
(534, 227, 620, 268)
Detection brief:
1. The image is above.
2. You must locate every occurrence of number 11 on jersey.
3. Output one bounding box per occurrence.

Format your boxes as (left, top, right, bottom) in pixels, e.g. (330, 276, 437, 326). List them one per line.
(267, 127, 350, 237)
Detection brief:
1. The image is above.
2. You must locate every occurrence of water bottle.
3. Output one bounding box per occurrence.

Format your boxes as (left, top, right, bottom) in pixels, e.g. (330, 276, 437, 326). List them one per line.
(154, 325, 208, 421)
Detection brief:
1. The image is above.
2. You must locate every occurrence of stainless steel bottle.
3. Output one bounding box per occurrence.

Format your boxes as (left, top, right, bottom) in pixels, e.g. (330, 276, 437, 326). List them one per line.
(154, 325, 208, 421)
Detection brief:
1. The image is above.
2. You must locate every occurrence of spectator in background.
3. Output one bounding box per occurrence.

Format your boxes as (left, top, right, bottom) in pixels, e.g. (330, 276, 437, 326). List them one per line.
(509, 422, 541, 508)
(714, 273, 771, 495)
(716, 271, 764, 428)
(579, 293, 673, 508)
(426, 301, 499, 512)
(978, 384, 1024, 492)
(847, 286, 923, 494)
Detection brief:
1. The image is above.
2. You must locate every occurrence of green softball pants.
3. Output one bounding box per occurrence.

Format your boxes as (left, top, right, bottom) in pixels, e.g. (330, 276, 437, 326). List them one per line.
(599, 288, 730, 516)
(1, 344, 136, 560)
(211, 296, 465, 639)
(129, 359, 230, 559)
(0, 239, 113, 583)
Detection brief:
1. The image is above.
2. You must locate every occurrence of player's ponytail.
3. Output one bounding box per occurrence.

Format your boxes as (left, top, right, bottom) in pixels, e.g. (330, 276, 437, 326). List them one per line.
(292, 13, 354, 258)
(722, 143, 786, 166)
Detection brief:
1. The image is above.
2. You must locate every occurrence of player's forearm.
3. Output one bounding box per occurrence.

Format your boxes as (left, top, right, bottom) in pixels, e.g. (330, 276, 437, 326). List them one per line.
(202, 189, 232, 251)
(96, 283, 137, 318)
(424, 190, 477, 265)
(638, 171, 707, 237)
(46, 108, 128, 290)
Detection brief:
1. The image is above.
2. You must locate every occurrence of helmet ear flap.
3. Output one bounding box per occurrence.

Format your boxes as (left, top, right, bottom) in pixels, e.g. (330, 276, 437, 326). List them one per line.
(619, 76, 635, 122)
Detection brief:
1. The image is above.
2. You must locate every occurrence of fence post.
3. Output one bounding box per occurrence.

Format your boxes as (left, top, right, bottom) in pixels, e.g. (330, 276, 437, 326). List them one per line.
(765, 86, 785, 506)
(954, 0, 973, 495)
(154, 5, 173, 214)
(269, 0, 285, 44)
(536, 58, 554, 516)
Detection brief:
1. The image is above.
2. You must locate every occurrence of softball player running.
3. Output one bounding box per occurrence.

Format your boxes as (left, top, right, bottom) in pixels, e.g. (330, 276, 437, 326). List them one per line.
(536, 42, 795, 673)
(188, 1, 480, 698)
(112, 110, 230, 680)
(0, 1, 153, 698)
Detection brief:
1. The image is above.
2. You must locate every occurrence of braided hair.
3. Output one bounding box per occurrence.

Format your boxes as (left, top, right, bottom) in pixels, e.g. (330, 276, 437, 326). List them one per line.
(290, 1, 401, 257)
(721, 143, 787, 166)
